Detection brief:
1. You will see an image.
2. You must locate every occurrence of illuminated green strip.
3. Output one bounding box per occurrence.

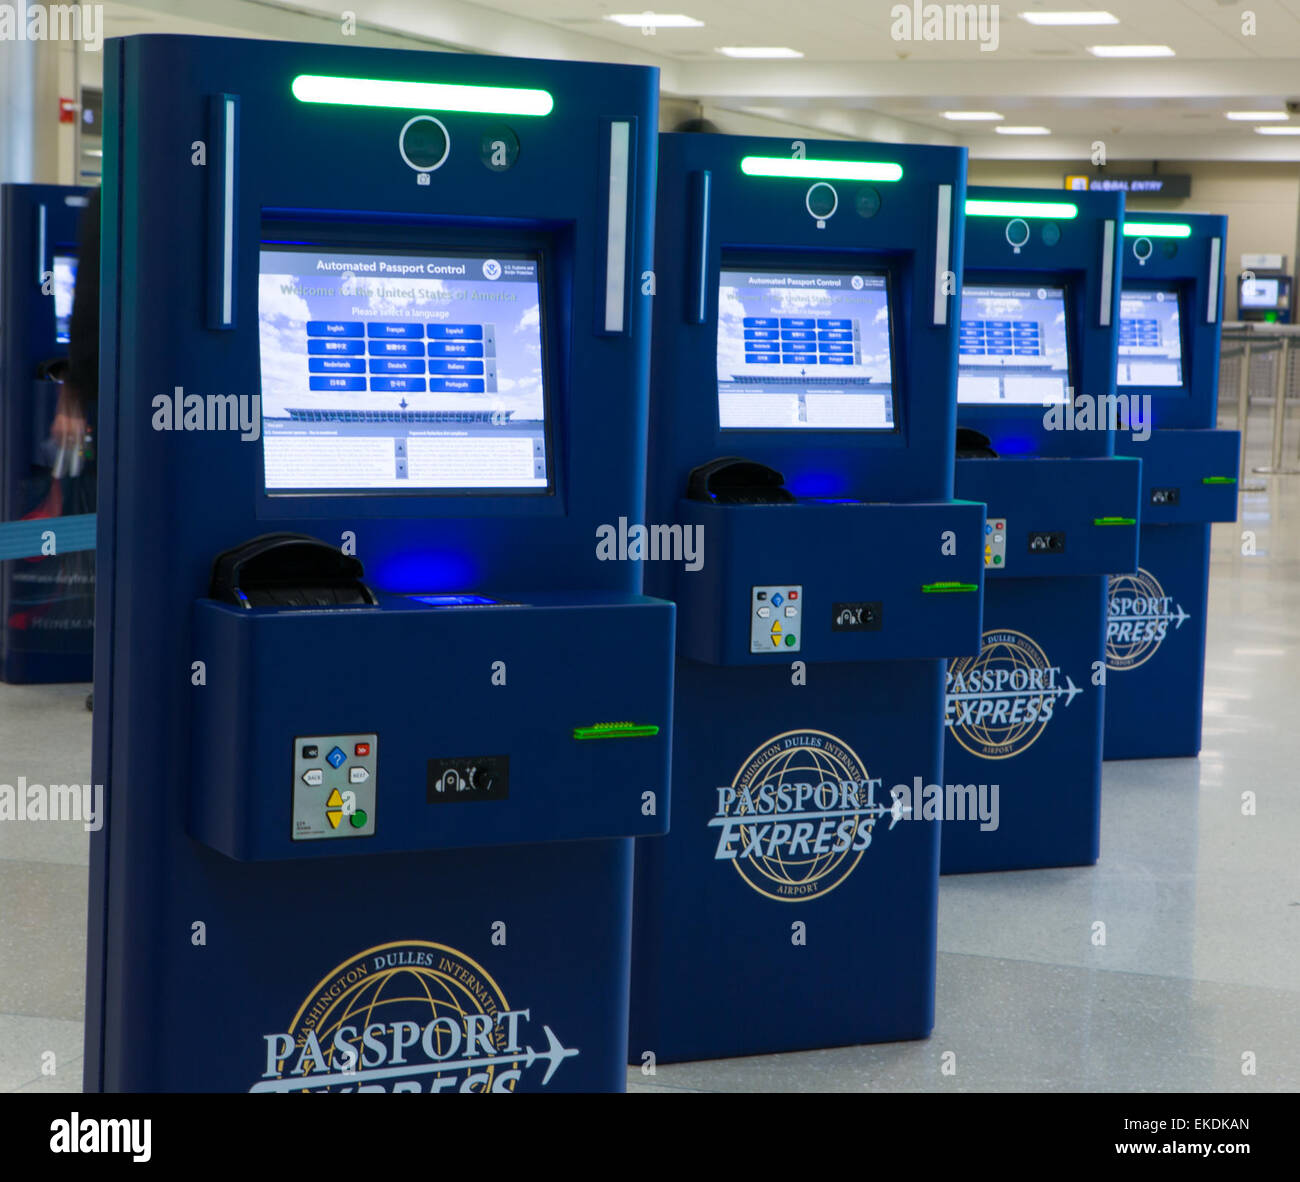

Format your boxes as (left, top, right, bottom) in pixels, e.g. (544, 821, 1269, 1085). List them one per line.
(291, 74, 554, 116)
(1202, 476, 1237, 484)
(740, 156, 903, 182)
(573, 722, 660, 740)
(1094, 516, 1136, 526)
(921, 581, 978, 593)
(1123, 221, 1191, 238)
(965, 199, 1078, 219)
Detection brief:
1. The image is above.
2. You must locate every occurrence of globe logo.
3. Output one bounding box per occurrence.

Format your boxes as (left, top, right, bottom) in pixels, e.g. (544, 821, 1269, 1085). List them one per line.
(482, 258, 502, 280)
(1106, 568, 1188, 671)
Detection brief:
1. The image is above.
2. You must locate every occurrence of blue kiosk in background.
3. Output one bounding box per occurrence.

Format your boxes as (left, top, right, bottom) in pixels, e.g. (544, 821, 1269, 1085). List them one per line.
(0, 183, 93, 683)
(629, 134, 985, 1062)
(87, 35, 672, 1092)
(1105, 212, 1238, 759)
(943, 187, 1141, 873)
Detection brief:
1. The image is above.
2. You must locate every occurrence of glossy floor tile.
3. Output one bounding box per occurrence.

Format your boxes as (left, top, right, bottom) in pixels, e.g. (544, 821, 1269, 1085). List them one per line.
(1, 407, 1296, 1093)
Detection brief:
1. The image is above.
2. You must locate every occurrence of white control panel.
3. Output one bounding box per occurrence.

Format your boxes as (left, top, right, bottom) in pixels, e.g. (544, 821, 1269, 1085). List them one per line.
(751, 585, 802, 653)
(985, 518, 1007, 569)
(292, 734, 377, 841)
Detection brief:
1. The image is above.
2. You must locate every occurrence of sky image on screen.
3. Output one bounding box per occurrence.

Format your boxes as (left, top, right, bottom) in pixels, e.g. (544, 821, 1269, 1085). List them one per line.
(258, 247, 548, 492)
(716, 268, 895, 430)
(53, 254, 77, 345)
(957, 284, 1070, 406)
(1117, 288, 1183, 388)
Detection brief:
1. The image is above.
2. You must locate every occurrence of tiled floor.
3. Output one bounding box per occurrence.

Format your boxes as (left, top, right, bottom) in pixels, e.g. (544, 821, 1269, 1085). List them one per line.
(1, 410, 1296, 1094)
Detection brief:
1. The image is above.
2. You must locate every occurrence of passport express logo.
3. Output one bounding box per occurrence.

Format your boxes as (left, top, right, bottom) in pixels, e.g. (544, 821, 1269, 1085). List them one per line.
(1106, 568, 1189, 671)
(253, 940, 577, 1092)
(946, 629, 1082, 759)
(711, 729, 901, 902)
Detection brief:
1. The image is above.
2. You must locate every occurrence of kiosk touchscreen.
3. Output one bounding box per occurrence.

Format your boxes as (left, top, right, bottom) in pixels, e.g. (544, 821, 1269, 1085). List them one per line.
(86, 35, 671, 1093)
(1237, 272, 1291, 323)
(1105, 215, 1239, 759)
(0, 184, 93, 684)
(629, 134, 985, 1062)
(944, 188, 1141, 873)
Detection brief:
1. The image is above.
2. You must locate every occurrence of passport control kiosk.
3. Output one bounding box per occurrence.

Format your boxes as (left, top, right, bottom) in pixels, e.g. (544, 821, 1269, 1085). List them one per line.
(86, 35, 672, 1093)
(629, 135, 985, 1062)
(0, 183, 93, 682)
(944, 188, 1141, 873)
(1105, 212, 1238, 759)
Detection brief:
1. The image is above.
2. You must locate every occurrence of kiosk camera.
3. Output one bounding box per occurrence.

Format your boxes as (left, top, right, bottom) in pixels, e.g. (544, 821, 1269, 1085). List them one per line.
(86, 35, 671, 1093)
(629, 134, 985, 1062)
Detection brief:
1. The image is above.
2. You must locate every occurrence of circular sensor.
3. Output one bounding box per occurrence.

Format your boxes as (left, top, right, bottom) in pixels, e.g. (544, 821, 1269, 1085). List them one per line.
(1041, 221, 1061, 247)
(399, 115, 450, 172)
(1006, 218, 1030, 248)
(1132, 236, 1153, 262)
(855, 186, 882, 218)
(806, 182, 838, 221)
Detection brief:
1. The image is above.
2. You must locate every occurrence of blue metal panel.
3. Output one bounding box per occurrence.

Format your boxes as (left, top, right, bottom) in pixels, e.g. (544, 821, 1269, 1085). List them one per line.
(87, 35, 665, 1093)
(946, 187, 1140, 874)
(0, 183, 94, 682)
(632, 133, 980, 1061)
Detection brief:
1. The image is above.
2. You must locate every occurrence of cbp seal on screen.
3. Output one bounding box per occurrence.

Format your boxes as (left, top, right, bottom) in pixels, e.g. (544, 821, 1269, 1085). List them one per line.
(1106, 568, 1189, 671)
(711, 729, 901, 903)
(252, 940, 577, 1092)
(946, 629, 1082, 759)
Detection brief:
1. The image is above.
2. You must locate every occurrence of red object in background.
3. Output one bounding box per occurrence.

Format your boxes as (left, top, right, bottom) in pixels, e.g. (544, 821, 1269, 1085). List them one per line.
(59, 97, 77, 123)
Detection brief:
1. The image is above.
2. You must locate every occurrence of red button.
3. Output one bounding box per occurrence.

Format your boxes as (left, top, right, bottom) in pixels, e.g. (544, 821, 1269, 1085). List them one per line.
(354, 742, 370, 757)
(788, 590, 798, 600)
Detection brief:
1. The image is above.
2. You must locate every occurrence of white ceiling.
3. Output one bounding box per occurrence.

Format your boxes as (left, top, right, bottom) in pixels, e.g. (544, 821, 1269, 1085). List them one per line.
(97, 0, 1300, 158)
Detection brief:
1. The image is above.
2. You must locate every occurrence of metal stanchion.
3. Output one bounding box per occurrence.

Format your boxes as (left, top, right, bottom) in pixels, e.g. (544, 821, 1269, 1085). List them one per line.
(1253, 334, 1300, 475)
(1234, 338, 1267, 490)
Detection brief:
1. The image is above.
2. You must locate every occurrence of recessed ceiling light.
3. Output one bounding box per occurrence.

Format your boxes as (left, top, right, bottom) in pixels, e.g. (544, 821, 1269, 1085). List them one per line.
(1225, 111, 1289, 121)
(606, 12, 704, 28)
(995, 125, 1051, 135)
(943, 111, 1004, 121)
(716, 46, 804, 58)
(1255, 126, 1300, 135)
(1088, 45, 1175, 57)
(1020, 10, 1118, 24)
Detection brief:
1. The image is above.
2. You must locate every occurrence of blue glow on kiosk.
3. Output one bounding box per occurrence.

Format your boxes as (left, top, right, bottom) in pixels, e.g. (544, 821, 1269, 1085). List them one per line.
(629, 135, 985, 1061)
(0, 184, 93, 682)
(1105, 213, 1238, 758)
(86, 35, 671, 1093)
(944, 187, 1142, 873)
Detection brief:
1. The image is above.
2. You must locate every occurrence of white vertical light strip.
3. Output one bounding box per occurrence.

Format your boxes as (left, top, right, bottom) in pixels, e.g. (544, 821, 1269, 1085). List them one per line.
(604, 121, 630, 334)
(1099, 219, 1115, 326)
(1207, 236, 1221, 323)
(222, 97, 236, 327)
(37, 204, 46, 286)
(933, 184, 952, 325)
(696, 170, 711, 323)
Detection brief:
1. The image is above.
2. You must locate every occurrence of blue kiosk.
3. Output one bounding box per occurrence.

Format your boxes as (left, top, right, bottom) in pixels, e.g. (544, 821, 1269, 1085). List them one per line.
(1105, 212, 1238, 759)
(86, 35, 672, 1092)
(629, 134, 985, 1062)
(943, 187, 1141, 873)
(0, 183, 93, 683)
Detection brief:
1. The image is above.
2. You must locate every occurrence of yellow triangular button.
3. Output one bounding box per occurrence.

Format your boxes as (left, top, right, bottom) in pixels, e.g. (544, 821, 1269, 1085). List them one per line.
(326, 788, 343, 807)
(771, 620, 782, 633)
(326, 809, 343, 829)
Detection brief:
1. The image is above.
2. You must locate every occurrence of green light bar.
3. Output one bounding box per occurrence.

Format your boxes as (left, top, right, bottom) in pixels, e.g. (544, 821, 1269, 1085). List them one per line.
(291, 74, 554, 116)
(740, 156, 903, 182)
(1093, 516, 1136, 526)
(965, 199, 1078, 219)
(1202, 476, 1237, 485)
(921, 581, 979, 594)
(573, 722, 660, 741)
(1123, 221, 1192, 238)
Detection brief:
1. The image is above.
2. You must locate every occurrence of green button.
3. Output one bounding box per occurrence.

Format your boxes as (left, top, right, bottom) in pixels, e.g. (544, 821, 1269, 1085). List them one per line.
(350, 809, 368, 829)
(785, 634, 796, 646)
(994, 555, 1002, 564)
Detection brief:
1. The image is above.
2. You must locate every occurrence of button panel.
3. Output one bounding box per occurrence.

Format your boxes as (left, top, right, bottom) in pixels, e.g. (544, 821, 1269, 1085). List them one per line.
(985, 518, 1007, 569)
(751, 585, 802, 653)
(292, 733, 377, 841)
